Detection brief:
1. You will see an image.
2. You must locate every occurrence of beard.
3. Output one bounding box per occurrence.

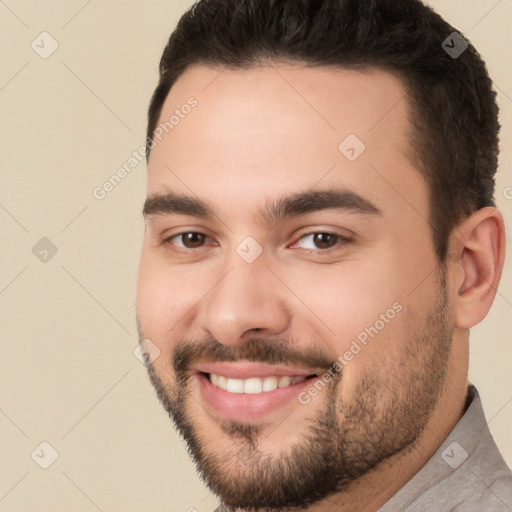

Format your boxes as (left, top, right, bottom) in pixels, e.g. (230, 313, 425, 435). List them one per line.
(138, 268, 452, 511)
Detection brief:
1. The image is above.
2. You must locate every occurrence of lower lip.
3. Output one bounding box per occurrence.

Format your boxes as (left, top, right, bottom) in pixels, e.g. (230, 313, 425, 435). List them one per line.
(196, 373, 315, 423)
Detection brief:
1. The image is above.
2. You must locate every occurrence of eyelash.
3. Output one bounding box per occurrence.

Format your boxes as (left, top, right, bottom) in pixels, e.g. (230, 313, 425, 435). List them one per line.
(161, 231, 351, 255)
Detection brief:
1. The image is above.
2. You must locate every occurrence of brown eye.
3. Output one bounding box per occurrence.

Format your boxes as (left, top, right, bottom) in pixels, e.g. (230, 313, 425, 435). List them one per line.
(179, 232, 207, 248)
(293, 232, 349, 252)
(164, 232, 210, 250)
(312, 233, 338, 250)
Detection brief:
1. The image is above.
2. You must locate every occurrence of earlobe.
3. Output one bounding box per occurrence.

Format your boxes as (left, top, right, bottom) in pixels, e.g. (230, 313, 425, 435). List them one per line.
(450, 207, 505, 329)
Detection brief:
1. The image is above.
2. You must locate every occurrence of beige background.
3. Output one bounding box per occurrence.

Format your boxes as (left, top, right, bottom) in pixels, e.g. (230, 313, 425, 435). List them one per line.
(0, 1, 511, 511)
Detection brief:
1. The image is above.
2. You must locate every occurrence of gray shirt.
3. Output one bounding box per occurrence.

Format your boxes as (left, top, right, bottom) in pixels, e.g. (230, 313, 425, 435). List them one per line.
(214, 385, 512, 511)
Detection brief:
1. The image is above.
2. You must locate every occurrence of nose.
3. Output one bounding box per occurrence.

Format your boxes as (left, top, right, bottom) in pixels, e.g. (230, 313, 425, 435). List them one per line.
(196, 254, 291, 348)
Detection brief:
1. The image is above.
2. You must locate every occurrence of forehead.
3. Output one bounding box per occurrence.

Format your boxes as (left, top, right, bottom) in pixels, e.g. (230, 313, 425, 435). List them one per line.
(146, 63, 429, 224)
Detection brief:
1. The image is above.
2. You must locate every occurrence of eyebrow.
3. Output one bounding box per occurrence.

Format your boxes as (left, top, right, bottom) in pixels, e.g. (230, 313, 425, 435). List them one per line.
(143, 188, 382, 228)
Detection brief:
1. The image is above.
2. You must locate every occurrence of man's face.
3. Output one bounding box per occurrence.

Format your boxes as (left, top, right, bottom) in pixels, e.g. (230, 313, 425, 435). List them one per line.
(137, 64, 454, 509)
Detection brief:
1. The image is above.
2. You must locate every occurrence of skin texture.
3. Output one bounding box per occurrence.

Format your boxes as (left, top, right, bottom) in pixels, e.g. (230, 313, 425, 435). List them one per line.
(136, 63, 505, 511)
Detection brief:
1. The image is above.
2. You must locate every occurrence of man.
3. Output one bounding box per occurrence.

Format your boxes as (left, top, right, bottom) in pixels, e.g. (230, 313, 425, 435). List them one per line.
(136, 0, 512, 510)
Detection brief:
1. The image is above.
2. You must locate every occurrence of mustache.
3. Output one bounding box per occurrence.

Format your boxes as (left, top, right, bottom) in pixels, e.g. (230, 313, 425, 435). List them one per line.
(171, 336, 338, 381)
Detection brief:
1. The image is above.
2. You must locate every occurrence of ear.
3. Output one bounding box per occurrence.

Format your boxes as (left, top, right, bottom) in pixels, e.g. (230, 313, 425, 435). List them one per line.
(448, 207, 506, 329)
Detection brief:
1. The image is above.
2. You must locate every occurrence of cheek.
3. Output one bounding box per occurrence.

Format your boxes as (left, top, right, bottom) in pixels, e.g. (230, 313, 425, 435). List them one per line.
(136, 252, 197, 343)
(284, 257, 403, 350)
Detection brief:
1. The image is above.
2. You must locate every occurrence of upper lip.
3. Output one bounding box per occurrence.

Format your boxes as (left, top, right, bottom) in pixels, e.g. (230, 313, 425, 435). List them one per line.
(194, 362, 319, 379)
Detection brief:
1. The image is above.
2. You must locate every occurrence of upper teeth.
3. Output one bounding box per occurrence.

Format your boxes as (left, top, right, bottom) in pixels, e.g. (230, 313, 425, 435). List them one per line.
(209, 374, 307, 394)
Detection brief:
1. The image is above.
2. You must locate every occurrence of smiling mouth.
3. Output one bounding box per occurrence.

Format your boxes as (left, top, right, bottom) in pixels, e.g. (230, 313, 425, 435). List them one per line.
(194, 365, 322, 422)
(201, 372, 318, 394)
